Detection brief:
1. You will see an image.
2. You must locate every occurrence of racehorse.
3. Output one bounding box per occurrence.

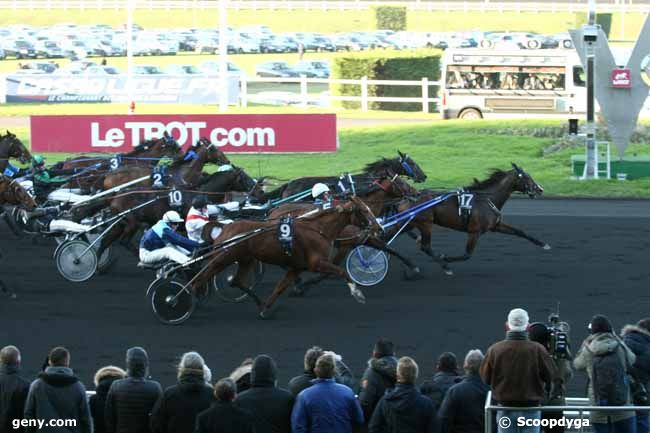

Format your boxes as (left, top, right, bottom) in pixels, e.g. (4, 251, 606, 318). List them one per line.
(401, 163, 549, 273)
(0, 131, 32, 173)
(193, 195, 383, 318)
(267, 151, 427, 199)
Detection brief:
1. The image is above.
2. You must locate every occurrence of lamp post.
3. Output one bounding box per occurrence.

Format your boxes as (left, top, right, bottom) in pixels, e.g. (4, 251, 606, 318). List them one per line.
(582, 0, 598, 179)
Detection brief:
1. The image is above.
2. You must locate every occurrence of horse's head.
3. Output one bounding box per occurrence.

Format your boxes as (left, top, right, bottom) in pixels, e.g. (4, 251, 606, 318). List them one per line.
(0, 176, 36, 210)
(372, 172, 416, 198)
(247, 176, 269, 203)
(204, 140, 231, 166)
(2, 131, 32, 164)
(398, 150, 427, 183)
(511, 163, 544, 198)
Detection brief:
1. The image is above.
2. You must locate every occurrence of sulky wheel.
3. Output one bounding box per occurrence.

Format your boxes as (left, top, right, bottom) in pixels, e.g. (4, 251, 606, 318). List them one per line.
(346, 245, 389, 287)
(211, 260, 265, 303)
(84, 233, 117, 274)
(147, 277, 196, 325)
(55, 240, 98, 283)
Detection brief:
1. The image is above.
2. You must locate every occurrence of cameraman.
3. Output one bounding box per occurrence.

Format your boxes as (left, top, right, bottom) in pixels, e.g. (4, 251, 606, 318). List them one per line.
(529, 316, 573, 433)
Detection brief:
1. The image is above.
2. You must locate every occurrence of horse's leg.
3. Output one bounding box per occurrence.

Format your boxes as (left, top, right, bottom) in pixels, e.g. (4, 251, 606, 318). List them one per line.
(364, 237, 421, 280)
(230, 258, 265, 307)
(492, 221, 551, 250)
(416, 225, 453, 275)
(259, 269, 302, 319)
(311, 259, 367, 304)
(442, 232, 481, 263)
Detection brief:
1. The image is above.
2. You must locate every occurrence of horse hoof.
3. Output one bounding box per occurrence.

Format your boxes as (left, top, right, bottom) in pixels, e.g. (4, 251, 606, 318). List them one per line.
(403, 267, 421, 281)
(288, 287, 305, 298)
(258, 309, 271, 320)
(444, 268, 454, 276)
(543, 244, 551, 250)
(352, 290, 366, 304)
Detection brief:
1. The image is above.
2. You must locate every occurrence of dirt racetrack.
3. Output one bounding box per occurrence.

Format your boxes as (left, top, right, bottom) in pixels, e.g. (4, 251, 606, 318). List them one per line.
(2, 198, 650, 395)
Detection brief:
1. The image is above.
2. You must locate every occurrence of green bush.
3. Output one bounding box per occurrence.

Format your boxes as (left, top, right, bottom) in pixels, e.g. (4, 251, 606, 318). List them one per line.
(374, 6, 407, 31)
(332, 49, 441, 111)
(574, 12, 612, 38)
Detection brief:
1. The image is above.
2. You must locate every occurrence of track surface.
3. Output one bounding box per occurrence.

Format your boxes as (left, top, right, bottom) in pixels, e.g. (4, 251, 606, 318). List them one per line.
(2, 198, 650, 395)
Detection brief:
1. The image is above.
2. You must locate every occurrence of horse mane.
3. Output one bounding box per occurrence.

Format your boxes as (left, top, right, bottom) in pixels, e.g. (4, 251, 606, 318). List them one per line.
(363, 157, 397, 174)
(465, 169, 510, 190)
(127, 138, 160, 155)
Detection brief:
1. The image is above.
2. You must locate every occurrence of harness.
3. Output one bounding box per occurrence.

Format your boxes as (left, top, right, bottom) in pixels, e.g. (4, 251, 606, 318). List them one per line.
(151, 165, 169, 188)
(400, 157, 415, 178)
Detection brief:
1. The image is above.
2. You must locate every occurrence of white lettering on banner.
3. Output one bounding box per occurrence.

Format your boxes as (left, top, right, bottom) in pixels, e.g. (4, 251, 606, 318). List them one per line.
(89, 122, 274, 148)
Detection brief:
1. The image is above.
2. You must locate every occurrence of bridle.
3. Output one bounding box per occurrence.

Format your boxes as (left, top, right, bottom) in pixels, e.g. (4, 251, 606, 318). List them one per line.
(3, 136, 30, 164)
(399, 155, 416, 179)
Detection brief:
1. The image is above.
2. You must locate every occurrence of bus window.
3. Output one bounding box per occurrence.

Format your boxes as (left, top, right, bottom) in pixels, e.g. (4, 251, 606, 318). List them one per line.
(573, 66, 586, 87)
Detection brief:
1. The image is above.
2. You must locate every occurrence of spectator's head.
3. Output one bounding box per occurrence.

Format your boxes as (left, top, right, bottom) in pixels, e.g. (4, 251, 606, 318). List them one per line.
(177, 351, 206, 381)
(303, 346, 325, 374)
(436, 352, 458, 373)
(463, 349, 484, 376)
(93, 365, 126, 387)
(126, 346, 149, 378)
(214, 378, 237, 402)
(373, 338, 395, 359)
(314, 354, 336, 379)
(48, 346, 70, 368)
(0, 345, 21, 367)
(251, 354, 277, 387)
(506, 308, 529, 332)
(589, 315, 612, 334)
(637, 318, 650, 333)
(396, 356, 419, 385)
(229, 358, 253, 393)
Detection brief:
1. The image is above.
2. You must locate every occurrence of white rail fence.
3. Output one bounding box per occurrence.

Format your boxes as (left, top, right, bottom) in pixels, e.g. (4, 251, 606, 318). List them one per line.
(1, 0, 649, 13)
(241, 76, 441, 112)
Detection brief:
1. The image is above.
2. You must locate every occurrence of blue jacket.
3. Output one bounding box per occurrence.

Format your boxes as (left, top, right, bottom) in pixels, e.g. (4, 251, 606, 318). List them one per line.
(291, 378, 364, 433)
(139, 220, 200, 252)
(438, 375, 490, 433)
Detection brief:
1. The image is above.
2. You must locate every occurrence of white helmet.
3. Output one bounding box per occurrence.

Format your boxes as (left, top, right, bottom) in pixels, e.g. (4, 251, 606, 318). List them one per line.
(162, 210, 184, 223)
(311, 183, 330, 199)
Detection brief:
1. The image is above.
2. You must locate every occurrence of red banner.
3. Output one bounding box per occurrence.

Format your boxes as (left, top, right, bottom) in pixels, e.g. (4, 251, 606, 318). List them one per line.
(30, 114, 337, 153)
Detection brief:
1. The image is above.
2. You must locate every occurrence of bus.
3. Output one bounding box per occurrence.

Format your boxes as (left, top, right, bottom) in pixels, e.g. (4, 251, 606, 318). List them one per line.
(440, 49, 587, 119)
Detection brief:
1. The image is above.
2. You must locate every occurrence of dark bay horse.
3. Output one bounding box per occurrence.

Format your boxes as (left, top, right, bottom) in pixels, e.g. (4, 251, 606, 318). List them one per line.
(401, 163, 549, 273)
(0, 131, 32, 172)
(267, 151, 427, 199)
(193, 196, 382, 318)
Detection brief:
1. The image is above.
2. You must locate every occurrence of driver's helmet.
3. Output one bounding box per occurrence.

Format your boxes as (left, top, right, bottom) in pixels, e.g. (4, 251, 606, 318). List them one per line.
(162, 210, 184, 224)
(311, 183, 330, 199)
(32, 155, 45, 168)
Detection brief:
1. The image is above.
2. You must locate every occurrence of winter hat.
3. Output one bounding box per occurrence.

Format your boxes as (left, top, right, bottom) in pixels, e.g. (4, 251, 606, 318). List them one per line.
(507, 308, 529, 332)
(251, 354, 277, 387)
(94, 366, 126, 387)
(589, 315, 613, 334)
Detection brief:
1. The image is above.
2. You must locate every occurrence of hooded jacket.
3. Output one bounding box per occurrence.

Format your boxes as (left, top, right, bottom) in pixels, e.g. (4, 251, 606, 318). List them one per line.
(90, 366, 126, 433)
(621, 325, 650, 388)
(368, 383, 435, 433)
(150, 366, 214, 433)
(105, 347, 162, 433)
(23, 366, 92, 433)
(574, 332, 636, 423)
(235, 355, 294, 433)
(0, 363, 30, 433)
(420, 371, 462, 411)
(358, 356, 398, 421)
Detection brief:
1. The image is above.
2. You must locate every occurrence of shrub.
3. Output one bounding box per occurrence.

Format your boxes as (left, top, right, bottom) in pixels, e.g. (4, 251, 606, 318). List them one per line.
(374, 6, 407, 31)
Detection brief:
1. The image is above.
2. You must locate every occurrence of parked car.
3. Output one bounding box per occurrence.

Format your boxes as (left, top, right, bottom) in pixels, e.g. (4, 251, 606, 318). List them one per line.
(199, 60, 243, 75)
(553, 32, 574, 49)
(34, 40, 64, 58)
(255, 61, 299, 77)
(260, 35, 296, 53)
(102, 66, 121, 74)
(10, 39, 37, 58)
(134, 65, 164, 74)
(163, 64, 201, 75)
(293, 60, 330, 78)
(18, 61, 58, 73)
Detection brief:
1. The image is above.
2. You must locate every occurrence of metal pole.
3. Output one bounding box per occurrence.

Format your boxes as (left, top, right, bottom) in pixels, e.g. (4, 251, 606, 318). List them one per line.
(583, 0, 598, 179)
(126, 0, 134, 114)
(218, 0, 229, 112)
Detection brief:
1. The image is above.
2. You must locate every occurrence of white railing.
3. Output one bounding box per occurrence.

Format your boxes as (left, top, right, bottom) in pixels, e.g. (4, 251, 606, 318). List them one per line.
(1, 0, 649, 13)
(241, 75, 441, 112)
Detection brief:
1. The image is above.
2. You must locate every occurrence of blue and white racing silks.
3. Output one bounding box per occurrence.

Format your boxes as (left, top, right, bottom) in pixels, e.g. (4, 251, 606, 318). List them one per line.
(140, 220, 201, 252)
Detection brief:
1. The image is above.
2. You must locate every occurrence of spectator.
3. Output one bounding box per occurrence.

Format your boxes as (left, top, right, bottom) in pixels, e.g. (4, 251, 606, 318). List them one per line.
(288, 346, 355, 397)
(235, 354, 294, 433)
(90, 366, 126, 433)
(23, 346, 92, 433)
(194, 378, 255, 433)
(292, 354, 364, 433)
(106, 347, 162, 433)
(480, 308, 555, 433)
(359, 339, 398, 421)
(150, 352, 214, 433)
(369, 356, 435, 433)
(438, 350, 489, 433)
(574, 315, 636, 433)
(622, 318, 650, 433)
(0, 345, 30, 433)
(420, 352, 462, 413)
(230, 358, 253, 393)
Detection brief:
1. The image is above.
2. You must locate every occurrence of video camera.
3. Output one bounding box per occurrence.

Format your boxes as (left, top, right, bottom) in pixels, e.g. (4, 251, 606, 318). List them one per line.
(530, 303, 571, 359)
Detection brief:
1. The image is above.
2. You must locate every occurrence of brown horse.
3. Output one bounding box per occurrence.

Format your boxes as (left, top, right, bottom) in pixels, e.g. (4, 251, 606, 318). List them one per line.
(193, 196, 382, 318)
(0, 175, 37, 210)
(400, 163, 549, 273)
(98, 140, 230, 192)
(0, 131, 32, 172)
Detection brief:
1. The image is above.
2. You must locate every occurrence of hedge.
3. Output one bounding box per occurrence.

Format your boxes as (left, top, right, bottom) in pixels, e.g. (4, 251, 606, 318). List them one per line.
(374, 6, 407, 31)
(332, 49, 442, 111)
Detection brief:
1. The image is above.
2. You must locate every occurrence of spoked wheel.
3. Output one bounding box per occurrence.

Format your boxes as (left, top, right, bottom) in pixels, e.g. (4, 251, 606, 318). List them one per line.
(147, 277, 196, 325)
(85, 233, 117, 274)
(346, 246, 389, 287)
(211, 261, 265, 303)
(55, 240, 98, 283)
